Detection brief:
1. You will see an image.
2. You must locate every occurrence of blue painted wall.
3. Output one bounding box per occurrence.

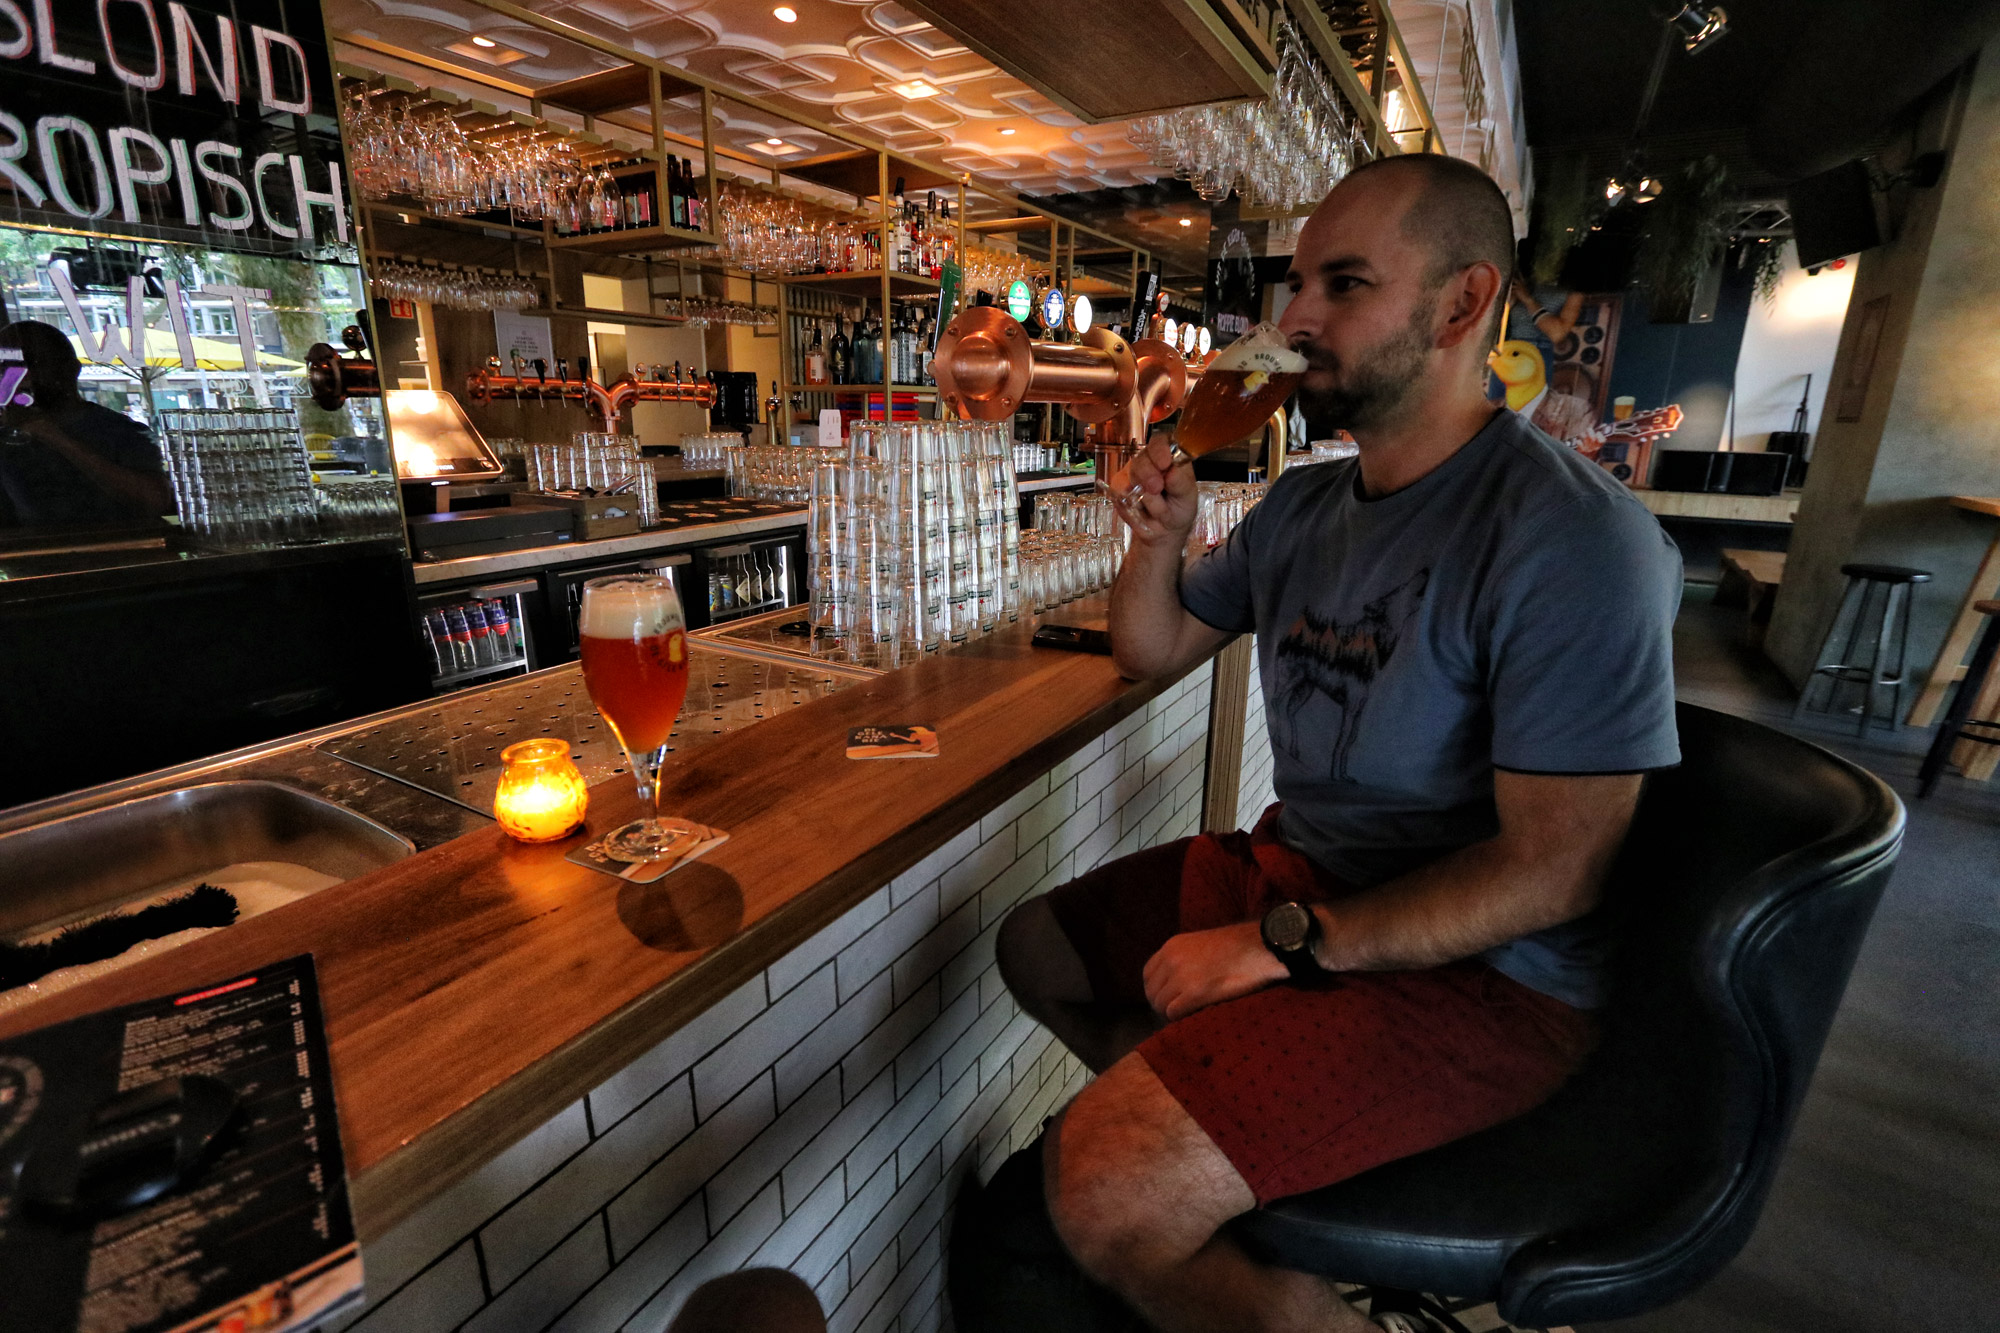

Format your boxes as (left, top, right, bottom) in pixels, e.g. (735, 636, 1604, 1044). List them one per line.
(1606, 258, 1757, 454)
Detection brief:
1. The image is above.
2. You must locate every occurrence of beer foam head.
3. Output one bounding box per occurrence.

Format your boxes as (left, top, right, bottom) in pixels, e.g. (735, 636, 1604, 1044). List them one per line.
(1209, 334, 1307, 376)
(582, 579, 683, 639)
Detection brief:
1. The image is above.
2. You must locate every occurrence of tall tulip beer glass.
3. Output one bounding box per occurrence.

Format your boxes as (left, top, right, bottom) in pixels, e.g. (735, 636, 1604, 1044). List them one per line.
(1120, 322, 1306, 505)
(579, 574, 692, 861)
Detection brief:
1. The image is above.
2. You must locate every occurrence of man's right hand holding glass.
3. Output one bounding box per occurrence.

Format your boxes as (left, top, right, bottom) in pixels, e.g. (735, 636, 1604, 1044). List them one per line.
(1115, 432, 1199, 548)
(1106, 431, 1231, 683)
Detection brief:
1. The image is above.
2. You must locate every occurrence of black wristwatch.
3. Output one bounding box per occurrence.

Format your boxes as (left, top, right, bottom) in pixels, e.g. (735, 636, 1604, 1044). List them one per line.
(1260, 901, 1323, 981)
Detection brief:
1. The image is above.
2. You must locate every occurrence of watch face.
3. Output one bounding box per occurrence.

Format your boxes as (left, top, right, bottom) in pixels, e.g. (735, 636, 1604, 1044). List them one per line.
(1265, 901, 1312, 952)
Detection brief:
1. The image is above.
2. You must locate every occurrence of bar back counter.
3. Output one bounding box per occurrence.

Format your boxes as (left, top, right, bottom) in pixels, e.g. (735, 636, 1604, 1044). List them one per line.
(0, 606, 1274, 1333)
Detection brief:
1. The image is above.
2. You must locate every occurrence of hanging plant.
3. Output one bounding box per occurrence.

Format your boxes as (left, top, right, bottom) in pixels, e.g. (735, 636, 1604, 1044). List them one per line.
(1750, 238, 1788, 306)
(1528, 152, 1593, 286)
(1635, 156, 1732, 321)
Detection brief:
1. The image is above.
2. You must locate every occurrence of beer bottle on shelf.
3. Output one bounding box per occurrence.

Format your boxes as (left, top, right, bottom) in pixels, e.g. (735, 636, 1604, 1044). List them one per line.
(465, 601, 497, 666)
(422, 610, 450, 676)
(486, 599, 517, 659)
(444, 605, 477, 674)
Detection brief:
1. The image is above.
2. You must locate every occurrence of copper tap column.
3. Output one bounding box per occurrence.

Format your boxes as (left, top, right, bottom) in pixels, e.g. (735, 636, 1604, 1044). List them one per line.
(464, 363, 719, 434)
(931, 306, 1187, 447)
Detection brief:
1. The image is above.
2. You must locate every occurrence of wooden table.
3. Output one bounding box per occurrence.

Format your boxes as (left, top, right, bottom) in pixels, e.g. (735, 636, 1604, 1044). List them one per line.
(1907, 499, 2000, 766)
(1633, 488, 1800, 524)
(0, 604, 1196, 1241)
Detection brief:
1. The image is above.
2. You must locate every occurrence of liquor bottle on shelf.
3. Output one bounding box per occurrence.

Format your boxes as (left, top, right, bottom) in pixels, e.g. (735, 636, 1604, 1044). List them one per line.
(829, 312, 852, 385)
(898, 306, 919, 385)
(805, 321, 828, 387)
(893, 178, 912, 274)
(855, 309, 881, 384)
(667, 157, 686, 229)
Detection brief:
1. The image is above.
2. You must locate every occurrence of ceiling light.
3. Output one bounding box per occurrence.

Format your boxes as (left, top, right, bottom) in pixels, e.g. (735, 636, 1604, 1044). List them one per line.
(470, 35, 496, 47)
(1668, 3, 1729, 55)
(1604, 177, 1627, 205)
(766, 137, 784, 145)
(773, 5, 797, 20)
(754, 140, 795, 154)
(1178, 218, 1192, 227)
(998, 127, 1015, 136)
(890, 79, 940, 100)
(1634, 176, 1663, 202)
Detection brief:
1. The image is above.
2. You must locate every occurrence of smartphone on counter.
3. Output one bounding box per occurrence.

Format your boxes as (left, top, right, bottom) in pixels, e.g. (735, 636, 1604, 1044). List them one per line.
(1031, 624, 1114, 655)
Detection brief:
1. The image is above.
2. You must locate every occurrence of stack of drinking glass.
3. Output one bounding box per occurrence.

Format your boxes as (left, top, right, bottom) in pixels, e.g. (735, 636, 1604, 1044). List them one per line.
(526, 434, 659, 527)
(679, 432, 741, 472)
(739, 443, 834, 503)
(1023, 490, 1125, 615)
(313, 474, 405, 542)
(1192, 481, 1268, 549)
(156, 407, 321, 550)
(808, 421, 1023, 670)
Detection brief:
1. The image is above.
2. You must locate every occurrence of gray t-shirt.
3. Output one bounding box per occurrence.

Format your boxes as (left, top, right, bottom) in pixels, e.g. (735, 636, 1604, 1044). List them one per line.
(1180, 409, 1682, 1008)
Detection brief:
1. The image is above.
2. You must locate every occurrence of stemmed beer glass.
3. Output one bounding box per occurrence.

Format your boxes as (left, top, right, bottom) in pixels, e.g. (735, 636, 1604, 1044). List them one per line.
(578, 574, 693, 862)
(1118, 322, 1306, 508)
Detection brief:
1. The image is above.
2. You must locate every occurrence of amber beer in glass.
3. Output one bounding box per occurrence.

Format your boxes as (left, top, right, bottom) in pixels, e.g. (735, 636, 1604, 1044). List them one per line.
(580, 573, 691, 861)
(1119, 323, 1306, 507)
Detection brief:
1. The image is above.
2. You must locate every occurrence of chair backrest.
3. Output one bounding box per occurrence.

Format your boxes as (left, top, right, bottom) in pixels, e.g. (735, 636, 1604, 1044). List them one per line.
(1502, 703, 1904, 1323)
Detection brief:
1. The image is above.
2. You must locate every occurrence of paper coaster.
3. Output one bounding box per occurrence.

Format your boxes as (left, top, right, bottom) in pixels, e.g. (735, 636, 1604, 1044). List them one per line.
(566, 817, 731, 883)
(847, 724, 939, 759)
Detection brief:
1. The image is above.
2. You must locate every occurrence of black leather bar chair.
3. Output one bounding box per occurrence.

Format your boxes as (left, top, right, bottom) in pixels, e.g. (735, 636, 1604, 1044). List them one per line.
(1227, 703, 1904, 1327)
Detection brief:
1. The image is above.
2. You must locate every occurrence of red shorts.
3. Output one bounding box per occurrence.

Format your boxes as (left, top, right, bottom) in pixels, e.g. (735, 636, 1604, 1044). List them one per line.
(1045, 806, 1598, 1205)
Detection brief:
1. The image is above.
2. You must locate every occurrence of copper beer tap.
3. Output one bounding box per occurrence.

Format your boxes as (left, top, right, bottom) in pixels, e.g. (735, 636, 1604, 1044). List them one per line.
(931, 306, 1186, 447)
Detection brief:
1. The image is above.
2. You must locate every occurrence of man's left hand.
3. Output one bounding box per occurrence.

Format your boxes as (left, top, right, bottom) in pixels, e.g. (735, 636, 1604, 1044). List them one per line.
(1142, 922, 1290, 1021)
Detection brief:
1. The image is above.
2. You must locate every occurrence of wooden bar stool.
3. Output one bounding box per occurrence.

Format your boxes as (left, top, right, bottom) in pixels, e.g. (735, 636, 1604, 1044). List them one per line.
(1794, 563, 1931, 737)
(1918, 599, 2000, 797)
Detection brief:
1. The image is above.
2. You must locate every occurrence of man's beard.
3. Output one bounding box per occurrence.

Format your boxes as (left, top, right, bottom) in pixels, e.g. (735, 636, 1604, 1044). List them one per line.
(1296, 313, 1433, 431)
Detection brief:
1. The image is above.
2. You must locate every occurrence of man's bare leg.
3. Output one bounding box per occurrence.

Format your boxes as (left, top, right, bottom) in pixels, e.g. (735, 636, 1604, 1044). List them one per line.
(997, 897, 1164, 1073)
(1045, 1053, 1376, 1333)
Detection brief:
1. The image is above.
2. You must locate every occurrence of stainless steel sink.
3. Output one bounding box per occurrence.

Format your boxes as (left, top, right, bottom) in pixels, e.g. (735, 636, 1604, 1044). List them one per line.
(0, 780, 414, 941)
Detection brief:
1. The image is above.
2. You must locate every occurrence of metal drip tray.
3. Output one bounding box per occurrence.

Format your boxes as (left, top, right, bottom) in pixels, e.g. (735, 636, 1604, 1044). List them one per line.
(693, 606, 888, 674)
(318, 648, 868, 814)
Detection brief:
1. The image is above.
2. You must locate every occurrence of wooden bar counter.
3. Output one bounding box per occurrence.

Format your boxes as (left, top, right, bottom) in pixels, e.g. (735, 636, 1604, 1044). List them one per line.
(0, 604, 1216, 1269)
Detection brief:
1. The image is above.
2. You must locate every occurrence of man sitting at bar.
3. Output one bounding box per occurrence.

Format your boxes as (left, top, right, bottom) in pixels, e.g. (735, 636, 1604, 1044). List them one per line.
(997, 155, 1682, 1332)
(0, 321, 172, 535)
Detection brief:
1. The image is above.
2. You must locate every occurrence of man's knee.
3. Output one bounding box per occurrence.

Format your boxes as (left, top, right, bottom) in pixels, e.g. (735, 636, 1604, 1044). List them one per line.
(1043, 1056, 1248, 1282)
(997, 896, 1091, 1007)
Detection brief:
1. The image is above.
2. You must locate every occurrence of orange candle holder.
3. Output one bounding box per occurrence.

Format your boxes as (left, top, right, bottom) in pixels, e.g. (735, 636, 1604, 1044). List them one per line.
(494, 738, 590, 842)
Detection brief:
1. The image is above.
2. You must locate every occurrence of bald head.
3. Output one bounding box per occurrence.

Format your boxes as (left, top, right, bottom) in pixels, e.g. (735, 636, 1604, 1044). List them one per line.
(1343, 153, 1515, 333)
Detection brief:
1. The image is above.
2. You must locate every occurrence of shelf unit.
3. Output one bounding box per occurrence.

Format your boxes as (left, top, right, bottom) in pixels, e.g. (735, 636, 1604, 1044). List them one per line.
(338, 30, 1169, 451)
(771, 159, 965, 435)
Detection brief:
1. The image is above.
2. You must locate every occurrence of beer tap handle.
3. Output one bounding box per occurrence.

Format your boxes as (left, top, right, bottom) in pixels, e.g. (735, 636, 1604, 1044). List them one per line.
(578, 353, 592, 385)
(532, 358, 548, 408)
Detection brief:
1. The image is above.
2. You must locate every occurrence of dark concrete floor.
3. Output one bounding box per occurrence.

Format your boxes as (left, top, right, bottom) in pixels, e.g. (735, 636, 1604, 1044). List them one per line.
(1583, 587, 2000, 1333)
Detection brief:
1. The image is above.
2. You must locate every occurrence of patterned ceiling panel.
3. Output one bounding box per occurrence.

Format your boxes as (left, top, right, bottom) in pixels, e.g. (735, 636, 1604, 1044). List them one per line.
(325, 0, 1169, 195)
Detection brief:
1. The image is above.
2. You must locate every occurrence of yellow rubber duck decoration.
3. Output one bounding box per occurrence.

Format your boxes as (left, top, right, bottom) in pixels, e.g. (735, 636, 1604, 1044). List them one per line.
(1487, 339, 1547, 412)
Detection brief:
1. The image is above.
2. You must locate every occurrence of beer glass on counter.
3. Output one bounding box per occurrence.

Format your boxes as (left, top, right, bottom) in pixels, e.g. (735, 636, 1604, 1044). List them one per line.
(579, 574, 693, 861)
(1117, 322, 1306, 509)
